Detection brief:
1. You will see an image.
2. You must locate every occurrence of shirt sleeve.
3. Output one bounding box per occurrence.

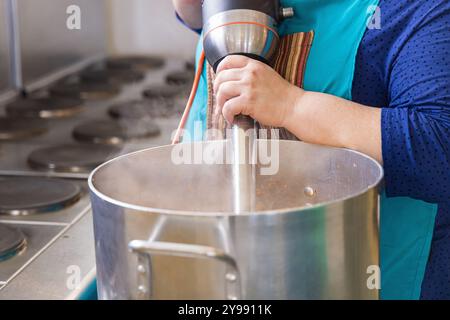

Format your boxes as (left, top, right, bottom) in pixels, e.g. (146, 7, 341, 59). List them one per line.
(382, 2, 450, 204)
(175, 12, 202, 34)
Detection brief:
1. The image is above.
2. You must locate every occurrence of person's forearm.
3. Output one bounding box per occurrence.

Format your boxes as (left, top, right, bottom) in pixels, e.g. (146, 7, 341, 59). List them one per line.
(172, 0, 203, 30)
(285, 90, 383, 163)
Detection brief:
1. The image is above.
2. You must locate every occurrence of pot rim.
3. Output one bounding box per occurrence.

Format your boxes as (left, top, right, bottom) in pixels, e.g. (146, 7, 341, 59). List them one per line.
(88, 140, 384, 217)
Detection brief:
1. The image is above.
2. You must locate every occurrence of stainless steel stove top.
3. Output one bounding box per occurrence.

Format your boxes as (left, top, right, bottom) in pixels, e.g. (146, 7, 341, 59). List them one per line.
(0, 56, 189, 299)
(0, 57, 184, 179)
(0, 179, 93, 299)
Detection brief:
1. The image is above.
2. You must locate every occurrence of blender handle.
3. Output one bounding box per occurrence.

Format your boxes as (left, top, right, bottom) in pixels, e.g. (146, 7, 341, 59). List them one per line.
(128, 240, 242, 300)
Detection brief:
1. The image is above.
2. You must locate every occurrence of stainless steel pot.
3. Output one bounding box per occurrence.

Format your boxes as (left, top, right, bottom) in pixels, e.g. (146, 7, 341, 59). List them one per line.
(89, 140, 383, 300)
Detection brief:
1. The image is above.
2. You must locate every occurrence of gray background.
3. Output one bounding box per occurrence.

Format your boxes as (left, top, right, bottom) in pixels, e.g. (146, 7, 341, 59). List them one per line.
(17, 0, 107, 86)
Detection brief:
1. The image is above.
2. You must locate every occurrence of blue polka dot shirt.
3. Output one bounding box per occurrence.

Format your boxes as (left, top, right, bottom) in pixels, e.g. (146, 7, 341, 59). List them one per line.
(353, 0, 450, 300)
(177, 0, 450, 299)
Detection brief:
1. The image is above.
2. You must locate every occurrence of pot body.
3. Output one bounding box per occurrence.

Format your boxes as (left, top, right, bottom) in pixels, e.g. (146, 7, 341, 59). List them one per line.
(89, 141, 382, 300)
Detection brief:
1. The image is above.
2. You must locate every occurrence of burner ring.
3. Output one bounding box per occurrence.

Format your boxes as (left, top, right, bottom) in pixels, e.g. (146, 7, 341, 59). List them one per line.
(28, 144, 121, 173)
(73, 119, 161, 145)
(49, 82, 121, 101)
(185, 60, 195, 71)
(114, 98, 184, 119)
(80, 69, 145, 84)
(5, 97, 84, 119)
(106, 56, 165, 71)
(108, 101, 155, 120)
(142, 84, 184, 99)
(0, 177, 82, 216)
(0, 225, 27, 262)
(166, 70, 194, 86)
(0, 118, 47, 141)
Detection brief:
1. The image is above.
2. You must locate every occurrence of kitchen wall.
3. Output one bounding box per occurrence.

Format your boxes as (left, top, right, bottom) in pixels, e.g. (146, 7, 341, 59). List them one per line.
(2, 0, 198, 93)
(17, 0, 108, 87)
(0, 0, 12, 94)
(107, 0, 199, 60)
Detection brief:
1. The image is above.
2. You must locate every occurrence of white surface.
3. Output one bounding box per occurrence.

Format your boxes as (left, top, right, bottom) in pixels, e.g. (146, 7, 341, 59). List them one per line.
(107, 0, 199, 59)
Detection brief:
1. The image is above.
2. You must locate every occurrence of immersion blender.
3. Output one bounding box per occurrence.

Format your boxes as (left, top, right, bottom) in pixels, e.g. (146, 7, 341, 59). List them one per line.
(202, 0, 294, 213)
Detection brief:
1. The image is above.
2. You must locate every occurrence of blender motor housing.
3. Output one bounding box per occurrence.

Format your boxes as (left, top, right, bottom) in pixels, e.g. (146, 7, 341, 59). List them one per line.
(202, 0, 294, 71)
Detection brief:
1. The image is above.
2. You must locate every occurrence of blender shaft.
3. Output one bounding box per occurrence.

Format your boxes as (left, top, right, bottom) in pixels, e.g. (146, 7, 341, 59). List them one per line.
(231, 114, 257, 213)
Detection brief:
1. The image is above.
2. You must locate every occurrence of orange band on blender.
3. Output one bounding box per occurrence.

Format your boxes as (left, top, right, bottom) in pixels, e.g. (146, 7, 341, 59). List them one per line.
(204, 21, 280, 40)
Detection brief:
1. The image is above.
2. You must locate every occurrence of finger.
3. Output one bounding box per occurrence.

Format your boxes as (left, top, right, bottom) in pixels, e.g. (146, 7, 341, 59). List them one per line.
(222, 96, 246, 124)
(216, 55, 251, 74)
(216, 81, 242, 109)
(213, 68, 244, 93)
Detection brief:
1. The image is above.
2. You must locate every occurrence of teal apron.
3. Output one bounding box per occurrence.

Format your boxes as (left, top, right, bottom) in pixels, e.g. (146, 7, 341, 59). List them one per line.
(185, 0, 438, 299)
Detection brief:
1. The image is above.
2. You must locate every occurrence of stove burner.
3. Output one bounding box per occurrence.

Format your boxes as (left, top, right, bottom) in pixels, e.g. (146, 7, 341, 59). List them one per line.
(0, 177, 81, 216)
(73, 119, 161, 145)
(49, 82, 120, 100)
(185, 60, 195, 71)
(108, 101, 154, 120)
(106, 56, 165, 71)
(0, 224, 27, 262)
(142, 84, 183, 99)
(80, 69, 145, 84)
(0, 118, 47, 141)
(108, 99, 183, 119)
(28, 144, 121, 173)
(166, 70, 194, 86)
(5, 97, 84, 119)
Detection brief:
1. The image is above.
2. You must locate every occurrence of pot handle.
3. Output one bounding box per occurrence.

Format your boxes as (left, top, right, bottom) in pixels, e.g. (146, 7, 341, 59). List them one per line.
(128, 240, 241, 300)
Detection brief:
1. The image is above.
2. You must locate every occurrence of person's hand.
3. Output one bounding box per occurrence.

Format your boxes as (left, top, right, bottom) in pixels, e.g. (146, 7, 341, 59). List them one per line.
(213, 55, 304, 127)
